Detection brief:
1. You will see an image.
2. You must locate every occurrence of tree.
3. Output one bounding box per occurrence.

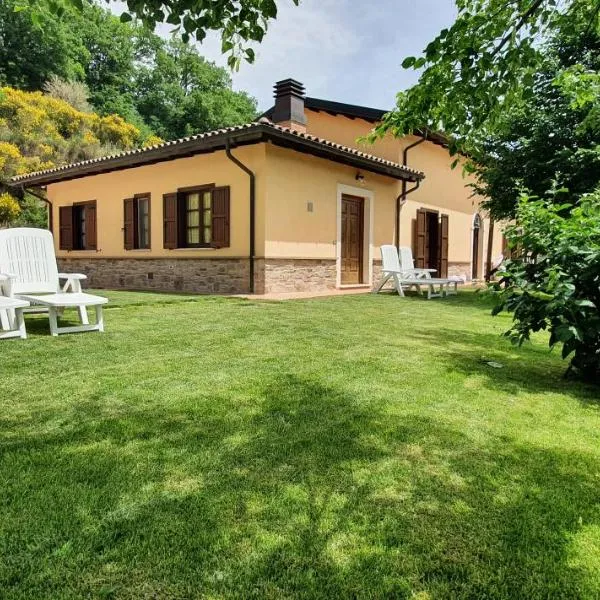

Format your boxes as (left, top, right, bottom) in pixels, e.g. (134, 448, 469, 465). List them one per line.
(471, 17, 600, 219)
(22, 0, 298, 68)
(0, 0, 85, 90)
(134, 39, 257, 139)
(372, 0, 600, 154)
(4, 0, 258, 140)
(491, 190, 600, 383)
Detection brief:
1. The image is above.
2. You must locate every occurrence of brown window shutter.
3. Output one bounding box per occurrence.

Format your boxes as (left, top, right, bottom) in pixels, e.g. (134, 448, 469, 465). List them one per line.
(85, 202, 97, 250)
(439, 213, 449, 278)
(163, 192, 178, 249)
(211, 186, 230, 248)
(415, 208, 427, 269)
(59, 206, 73, 250)
(123, 198, 135, 250)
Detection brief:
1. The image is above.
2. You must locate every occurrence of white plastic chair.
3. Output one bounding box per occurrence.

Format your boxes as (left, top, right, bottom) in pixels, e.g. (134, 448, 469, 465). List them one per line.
(373, 245, 460, 299)
(398, 246, 437, 279)
(0, 228, 108, 336)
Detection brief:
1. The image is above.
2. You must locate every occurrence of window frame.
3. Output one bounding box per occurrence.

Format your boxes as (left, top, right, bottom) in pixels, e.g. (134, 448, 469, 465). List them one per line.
(177, 184, 215, 249)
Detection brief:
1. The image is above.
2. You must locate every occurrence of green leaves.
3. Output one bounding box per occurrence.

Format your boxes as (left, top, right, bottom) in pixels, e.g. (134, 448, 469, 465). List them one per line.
(490, 189, 600, 382)
(376, 0, 599, 154)
(27, 0, 299, 67)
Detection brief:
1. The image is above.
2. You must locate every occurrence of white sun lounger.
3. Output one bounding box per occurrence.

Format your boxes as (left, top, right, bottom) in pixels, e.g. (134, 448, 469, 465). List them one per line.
(373, 245, 460, 299)
(0, 283, 29, 339)
(0, 228, 108, 336)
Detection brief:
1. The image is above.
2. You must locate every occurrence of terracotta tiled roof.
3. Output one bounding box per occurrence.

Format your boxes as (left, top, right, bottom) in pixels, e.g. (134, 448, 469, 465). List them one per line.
(10, 120, 424, 187)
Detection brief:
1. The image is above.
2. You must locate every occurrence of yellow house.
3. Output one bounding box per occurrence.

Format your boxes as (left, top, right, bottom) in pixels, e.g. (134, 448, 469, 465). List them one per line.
(11, 79, 503, 294)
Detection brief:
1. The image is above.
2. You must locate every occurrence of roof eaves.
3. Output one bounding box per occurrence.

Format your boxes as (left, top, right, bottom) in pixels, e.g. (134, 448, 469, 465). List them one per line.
(10, 121, 424, 187)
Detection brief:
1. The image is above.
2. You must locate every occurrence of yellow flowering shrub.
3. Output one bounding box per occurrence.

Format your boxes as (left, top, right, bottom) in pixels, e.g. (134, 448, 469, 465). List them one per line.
(0, 141, 24, 174)
(0, 192, 21, 226)
(142, 134, 164, 148)
(0, 86, 152, 182)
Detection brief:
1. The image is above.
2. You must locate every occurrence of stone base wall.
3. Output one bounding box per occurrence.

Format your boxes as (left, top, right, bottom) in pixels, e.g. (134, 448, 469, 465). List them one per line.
(372, 260, 383, 287)
(57, 256, 409, 295)
(258, 258, 338, 294)
(57, 257, 251, 294)
(448, 262, 471, 281)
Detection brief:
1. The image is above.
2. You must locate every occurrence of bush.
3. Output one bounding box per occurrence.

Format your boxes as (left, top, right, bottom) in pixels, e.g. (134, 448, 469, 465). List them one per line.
(0, 192, 21, 226)
(43, 76, 92, 113)
(490, 189, 600, 382)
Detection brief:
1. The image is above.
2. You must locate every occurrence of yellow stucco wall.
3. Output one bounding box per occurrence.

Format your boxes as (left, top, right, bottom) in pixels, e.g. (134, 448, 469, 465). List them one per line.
(304, 108, 505, 273)
(47, 144, 267, 259)
(263, 144, 398, 261)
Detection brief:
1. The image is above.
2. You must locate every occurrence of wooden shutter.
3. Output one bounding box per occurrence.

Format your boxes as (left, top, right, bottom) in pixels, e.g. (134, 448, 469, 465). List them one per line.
(439, 213, 449, 278)
(59, 206, 73, 250)
(415, 208, 427, 269)
(163, 192, 178, 249)
(123, 198, 135, 250)
(211, 186, 230, 248)
(85, 202, 97, 250)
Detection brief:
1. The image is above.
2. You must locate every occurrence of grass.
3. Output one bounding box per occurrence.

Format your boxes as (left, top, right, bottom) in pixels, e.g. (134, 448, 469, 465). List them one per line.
(1, 289, 600, 599)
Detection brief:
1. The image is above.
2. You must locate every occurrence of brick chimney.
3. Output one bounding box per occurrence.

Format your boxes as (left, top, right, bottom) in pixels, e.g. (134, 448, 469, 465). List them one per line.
(271, 78, 307, 133)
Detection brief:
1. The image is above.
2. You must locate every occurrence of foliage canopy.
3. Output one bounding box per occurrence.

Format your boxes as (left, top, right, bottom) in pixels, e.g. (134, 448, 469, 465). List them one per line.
(471, 13, 600, 219)
(373, 0, 600, 154)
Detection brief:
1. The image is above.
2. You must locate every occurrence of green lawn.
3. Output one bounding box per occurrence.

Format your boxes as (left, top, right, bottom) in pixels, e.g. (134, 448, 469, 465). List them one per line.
(2, 290, 599, 599)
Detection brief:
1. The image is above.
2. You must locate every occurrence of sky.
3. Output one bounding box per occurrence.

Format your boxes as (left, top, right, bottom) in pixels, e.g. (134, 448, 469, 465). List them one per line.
(118, 0, 459, 112)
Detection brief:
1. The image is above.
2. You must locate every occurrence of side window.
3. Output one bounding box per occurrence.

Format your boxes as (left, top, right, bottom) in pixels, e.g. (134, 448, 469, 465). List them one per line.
(124, 195, 151, 250)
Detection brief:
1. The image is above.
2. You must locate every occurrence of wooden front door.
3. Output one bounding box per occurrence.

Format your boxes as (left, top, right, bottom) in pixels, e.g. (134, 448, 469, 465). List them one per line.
(341, 194, 364, 284)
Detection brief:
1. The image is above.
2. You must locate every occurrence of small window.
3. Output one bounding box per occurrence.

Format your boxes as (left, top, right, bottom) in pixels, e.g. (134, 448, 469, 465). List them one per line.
(136, 196, 150, 249)
(124, 195, 151, 250)
(183, 190, 212, 248)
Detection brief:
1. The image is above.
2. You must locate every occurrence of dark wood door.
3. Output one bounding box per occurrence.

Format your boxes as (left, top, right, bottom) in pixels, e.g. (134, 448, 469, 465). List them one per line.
(341, 195, 364, 284)
(414, 208, 448, 277)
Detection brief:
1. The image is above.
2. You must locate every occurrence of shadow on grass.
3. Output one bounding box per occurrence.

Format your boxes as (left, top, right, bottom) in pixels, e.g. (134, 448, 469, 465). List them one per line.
(375, 287, 495, 310)
(2, 374, 600, 598)
(404, 326, 598, 403)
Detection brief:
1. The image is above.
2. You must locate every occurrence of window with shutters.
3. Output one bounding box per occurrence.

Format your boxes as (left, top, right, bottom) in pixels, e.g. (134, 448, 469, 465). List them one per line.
(124, 195, 150, 250)
(59, 201, 96, 251)
(183, 189, 212, 247)
(163, 184, 230, 249)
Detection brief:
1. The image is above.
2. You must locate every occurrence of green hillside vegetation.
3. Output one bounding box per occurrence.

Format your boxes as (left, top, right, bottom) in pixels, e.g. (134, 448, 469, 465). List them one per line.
(0, 0, 258, 141)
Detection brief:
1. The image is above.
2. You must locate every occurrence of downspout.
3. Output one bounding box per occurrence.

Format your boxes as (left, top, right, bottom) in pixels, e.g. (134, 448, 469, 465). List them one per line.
(396, 135, 426, 249)
(225, 139, 256, 293)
